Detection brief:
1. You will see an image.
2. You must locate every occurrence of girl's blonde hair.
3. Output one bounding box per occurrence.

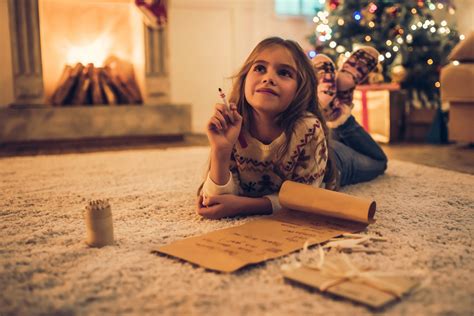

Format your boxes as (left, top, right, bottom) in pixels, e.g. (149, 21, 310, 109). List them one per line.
(197, 37, 337, 195)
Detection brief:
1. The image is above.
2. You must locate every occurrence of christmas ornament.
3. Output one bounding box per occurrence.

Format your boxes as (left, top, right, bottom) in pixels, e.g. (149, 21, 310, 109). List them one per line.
(391, 65, 407, 83)
(386, 5, 399, 17)
(392, 25, 404, 37)
(329, 0, 341, 10)
(368, 63, 384, 84)
(136, 0, 167, 29)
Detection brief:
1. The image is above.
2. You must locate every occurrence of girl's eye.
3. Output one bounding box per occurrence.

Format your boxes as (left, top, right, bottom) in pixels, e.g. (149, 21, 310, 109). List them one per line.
(254, 64, 266, 73)
(278, 69, 293, 78)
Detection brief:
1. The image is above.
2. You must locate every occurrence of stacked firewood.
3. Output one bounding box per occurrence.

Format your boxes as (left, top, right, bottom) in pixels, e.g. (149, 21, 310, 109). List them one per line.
(50, 56, 143, 106)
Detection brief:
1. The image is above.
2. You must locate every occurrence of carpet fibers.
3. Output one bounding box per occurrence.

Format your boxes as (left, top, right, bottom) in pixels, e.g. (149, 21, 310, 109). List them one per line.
(0, 147, 473, 315)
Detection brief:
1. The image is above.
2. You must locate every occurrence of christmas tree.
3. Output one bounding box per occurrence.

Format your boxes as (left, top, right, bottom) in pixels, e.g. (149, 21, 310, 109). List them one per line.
(308, 0, 462, 108)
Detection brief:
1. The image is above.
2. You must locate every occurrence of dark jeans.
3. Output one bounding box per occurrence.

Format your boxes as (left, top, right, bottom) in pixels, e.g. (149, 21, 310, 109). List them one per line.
(329, 116, 387, 187)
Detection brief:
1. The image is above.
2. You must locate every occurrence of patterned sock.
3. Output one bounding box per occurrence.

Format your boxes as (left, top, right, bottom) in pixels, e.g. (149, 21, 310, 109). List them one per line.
(336, 46, 380, 97)
(311, 54, 337, 109)
(326, 98, 353, 129)
(336, 88, 356, 107)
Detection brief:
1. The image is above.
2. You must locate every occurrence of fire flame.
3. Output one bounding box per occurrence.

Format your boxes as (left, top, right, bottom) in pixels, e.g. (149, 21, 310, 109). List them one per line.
(66, 34, 112, 66)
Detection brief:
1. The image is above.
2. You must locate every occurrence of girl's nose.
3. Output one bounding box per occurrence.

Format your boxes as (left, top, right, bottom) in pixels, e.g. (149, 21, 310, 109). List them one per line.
(262, 77, 275, 85)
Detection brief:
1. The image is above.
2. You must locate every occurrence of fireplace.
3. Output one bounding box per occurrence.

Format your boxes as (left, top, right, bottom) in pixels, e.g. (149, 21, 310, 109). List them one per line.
(39, 0, 145, 106)
(1, 0, 191, 144)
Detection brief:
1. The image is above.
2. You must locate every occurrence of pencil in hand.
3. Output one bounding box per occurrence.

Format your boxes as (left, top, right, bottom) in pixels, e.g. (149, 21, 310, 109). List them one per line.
(218, 88, 234, 124)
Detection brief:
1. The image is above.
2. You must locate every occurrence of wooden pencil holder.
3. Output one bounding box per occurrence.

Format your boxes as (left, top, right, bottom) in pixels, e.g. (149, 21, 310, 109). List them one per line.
(84, 200, 114, 247)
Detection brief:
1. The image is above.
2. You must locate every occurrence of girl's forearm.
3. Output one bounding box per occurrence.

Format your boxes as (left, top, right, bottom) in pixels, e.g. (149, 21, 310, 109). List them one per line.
(237, 196, 273, 216)
(209, 148, 232, 185)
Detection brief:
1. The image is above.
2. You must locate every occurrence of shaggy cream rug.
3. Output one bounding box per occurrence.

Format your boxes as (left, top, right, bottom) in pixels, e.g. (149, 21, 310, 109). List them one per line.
(1, 146, 473, 315)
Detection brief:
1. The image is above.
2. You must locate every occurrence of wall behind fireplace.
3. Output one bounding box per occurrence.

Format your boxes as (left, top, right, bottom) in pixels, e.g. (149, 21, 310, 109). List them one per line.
(168, 0, 315, 133)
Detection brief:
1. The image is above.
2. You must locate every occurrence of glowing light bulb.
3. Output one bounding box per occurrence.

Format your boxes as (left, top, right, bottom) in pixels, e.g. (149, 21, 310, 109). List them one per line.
(397, 37, 404, 44)
(386, 40, 392, 46)
(460, 34, 465, 40)
(437, 3, 444, 9)
(441, 20, 447, 27)
(427, 58, 434, 65)
(309, 50, 317, 58)
(385, 52, 392, 58)
(365, 35, 372, 42)
(336, 45, 345, 53)
(344, 52, 351, 58)
(430, 27, 436, 33)
(378, 55, 385, 62)
(411, 25, 417, 31)
(393, 45, 399, 52)
(368, 21, 375, 28)
(411, 8, 417, 14)
(453, 60, 460, 66)
(313, 16, 320, 23)
(353, 11, 362, 21)
(338, 18, 345, 26)
(329, 41, 337, 48)
(435, 81, 441, 88)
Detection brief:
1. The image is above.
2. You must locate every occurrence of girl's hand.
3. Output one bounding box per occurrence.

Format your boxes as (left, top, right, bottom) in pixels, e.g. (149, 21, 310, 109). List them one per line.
(206, 103, 243, 153)
(196, 194, 244, 219)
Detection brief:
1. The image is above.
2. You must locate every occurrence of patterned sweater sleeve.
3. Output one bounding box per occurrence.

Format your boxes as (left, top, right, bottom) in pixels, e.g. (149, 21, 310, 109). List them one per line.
(201, 149, 241, 198)
(288, 117, 328, 187)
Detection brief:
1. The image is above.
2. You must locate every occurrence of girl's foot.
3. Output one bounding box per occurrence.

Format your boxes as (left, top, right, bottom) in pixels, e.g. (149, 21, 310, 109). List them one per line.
(336, 47, 380, 104)
(325, 98, 353, 129)
(311, 54, 337, 109)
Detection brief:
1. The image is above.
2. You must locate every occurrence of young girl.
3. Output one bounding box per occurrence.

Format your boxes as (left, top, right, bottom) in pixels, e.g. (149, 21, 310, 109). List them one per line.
(197, 37, 387, 219)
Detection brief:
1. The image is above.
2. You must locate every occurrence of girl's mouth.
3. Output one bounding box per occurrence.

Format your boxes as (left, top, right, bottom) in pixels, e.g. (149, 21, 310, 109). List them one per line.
(256, 88, 278, 96)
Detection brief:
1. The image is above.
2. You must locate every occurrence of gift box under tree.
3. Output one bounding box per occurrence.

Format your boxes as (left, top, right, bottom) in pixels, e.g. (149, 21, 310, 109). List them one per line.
(352, 83, 406, 143)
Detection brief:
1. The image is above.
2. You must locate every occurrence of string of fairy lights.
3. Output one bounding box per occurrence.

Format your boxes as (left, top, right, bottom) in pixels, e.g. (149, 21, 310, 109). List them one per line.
(309, 0, 465, 88)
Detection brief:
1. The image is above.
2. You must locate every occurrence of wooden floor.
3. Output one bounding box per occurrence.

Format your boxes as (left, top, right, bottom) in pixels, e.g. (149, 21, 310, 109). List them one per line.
(380, 142, 474, 175)
(1, 134, 473, 175)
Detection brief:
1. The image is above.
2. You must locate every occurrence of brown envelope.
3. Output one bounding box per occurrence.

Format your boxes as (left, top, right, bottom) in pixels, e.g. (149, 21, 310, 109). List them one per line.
(283, 265, 420, 309)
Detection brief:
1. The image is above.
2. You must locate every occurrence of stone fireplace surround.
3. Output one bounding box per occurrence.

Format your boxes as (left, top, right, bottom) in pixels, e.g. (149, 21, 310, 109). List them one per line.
(0, 0, 191, 145)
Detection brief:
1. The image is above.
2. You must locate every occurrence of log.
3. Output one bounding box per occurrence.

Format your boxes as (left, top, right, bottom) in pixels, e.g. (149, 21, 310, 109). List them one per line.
(103, 66, 133, 104)
(71, 66, 91, 105)
(51, 63, 83, 105)
(99, 70, 117, 105)
(89, 65, 104, 105)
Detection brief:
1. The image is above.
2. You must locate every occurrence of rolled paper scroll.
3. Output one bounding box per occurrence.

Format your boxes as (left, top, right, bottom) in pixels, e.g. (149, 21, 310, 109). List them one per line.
(279, 181, 376, 224)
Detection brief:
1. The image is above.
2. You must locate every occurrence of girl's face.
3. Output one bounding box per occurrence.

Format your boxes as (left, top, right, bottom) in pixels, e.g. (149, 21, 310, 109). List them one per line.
(244, 45, 298, 119)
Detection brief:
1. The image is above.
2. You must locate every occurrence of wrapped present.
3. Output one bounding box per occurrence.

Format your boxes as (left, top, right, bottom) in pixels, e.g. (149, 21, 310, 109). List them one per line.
(353, 83, 405, 143)
(283, 247, 421, 309)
